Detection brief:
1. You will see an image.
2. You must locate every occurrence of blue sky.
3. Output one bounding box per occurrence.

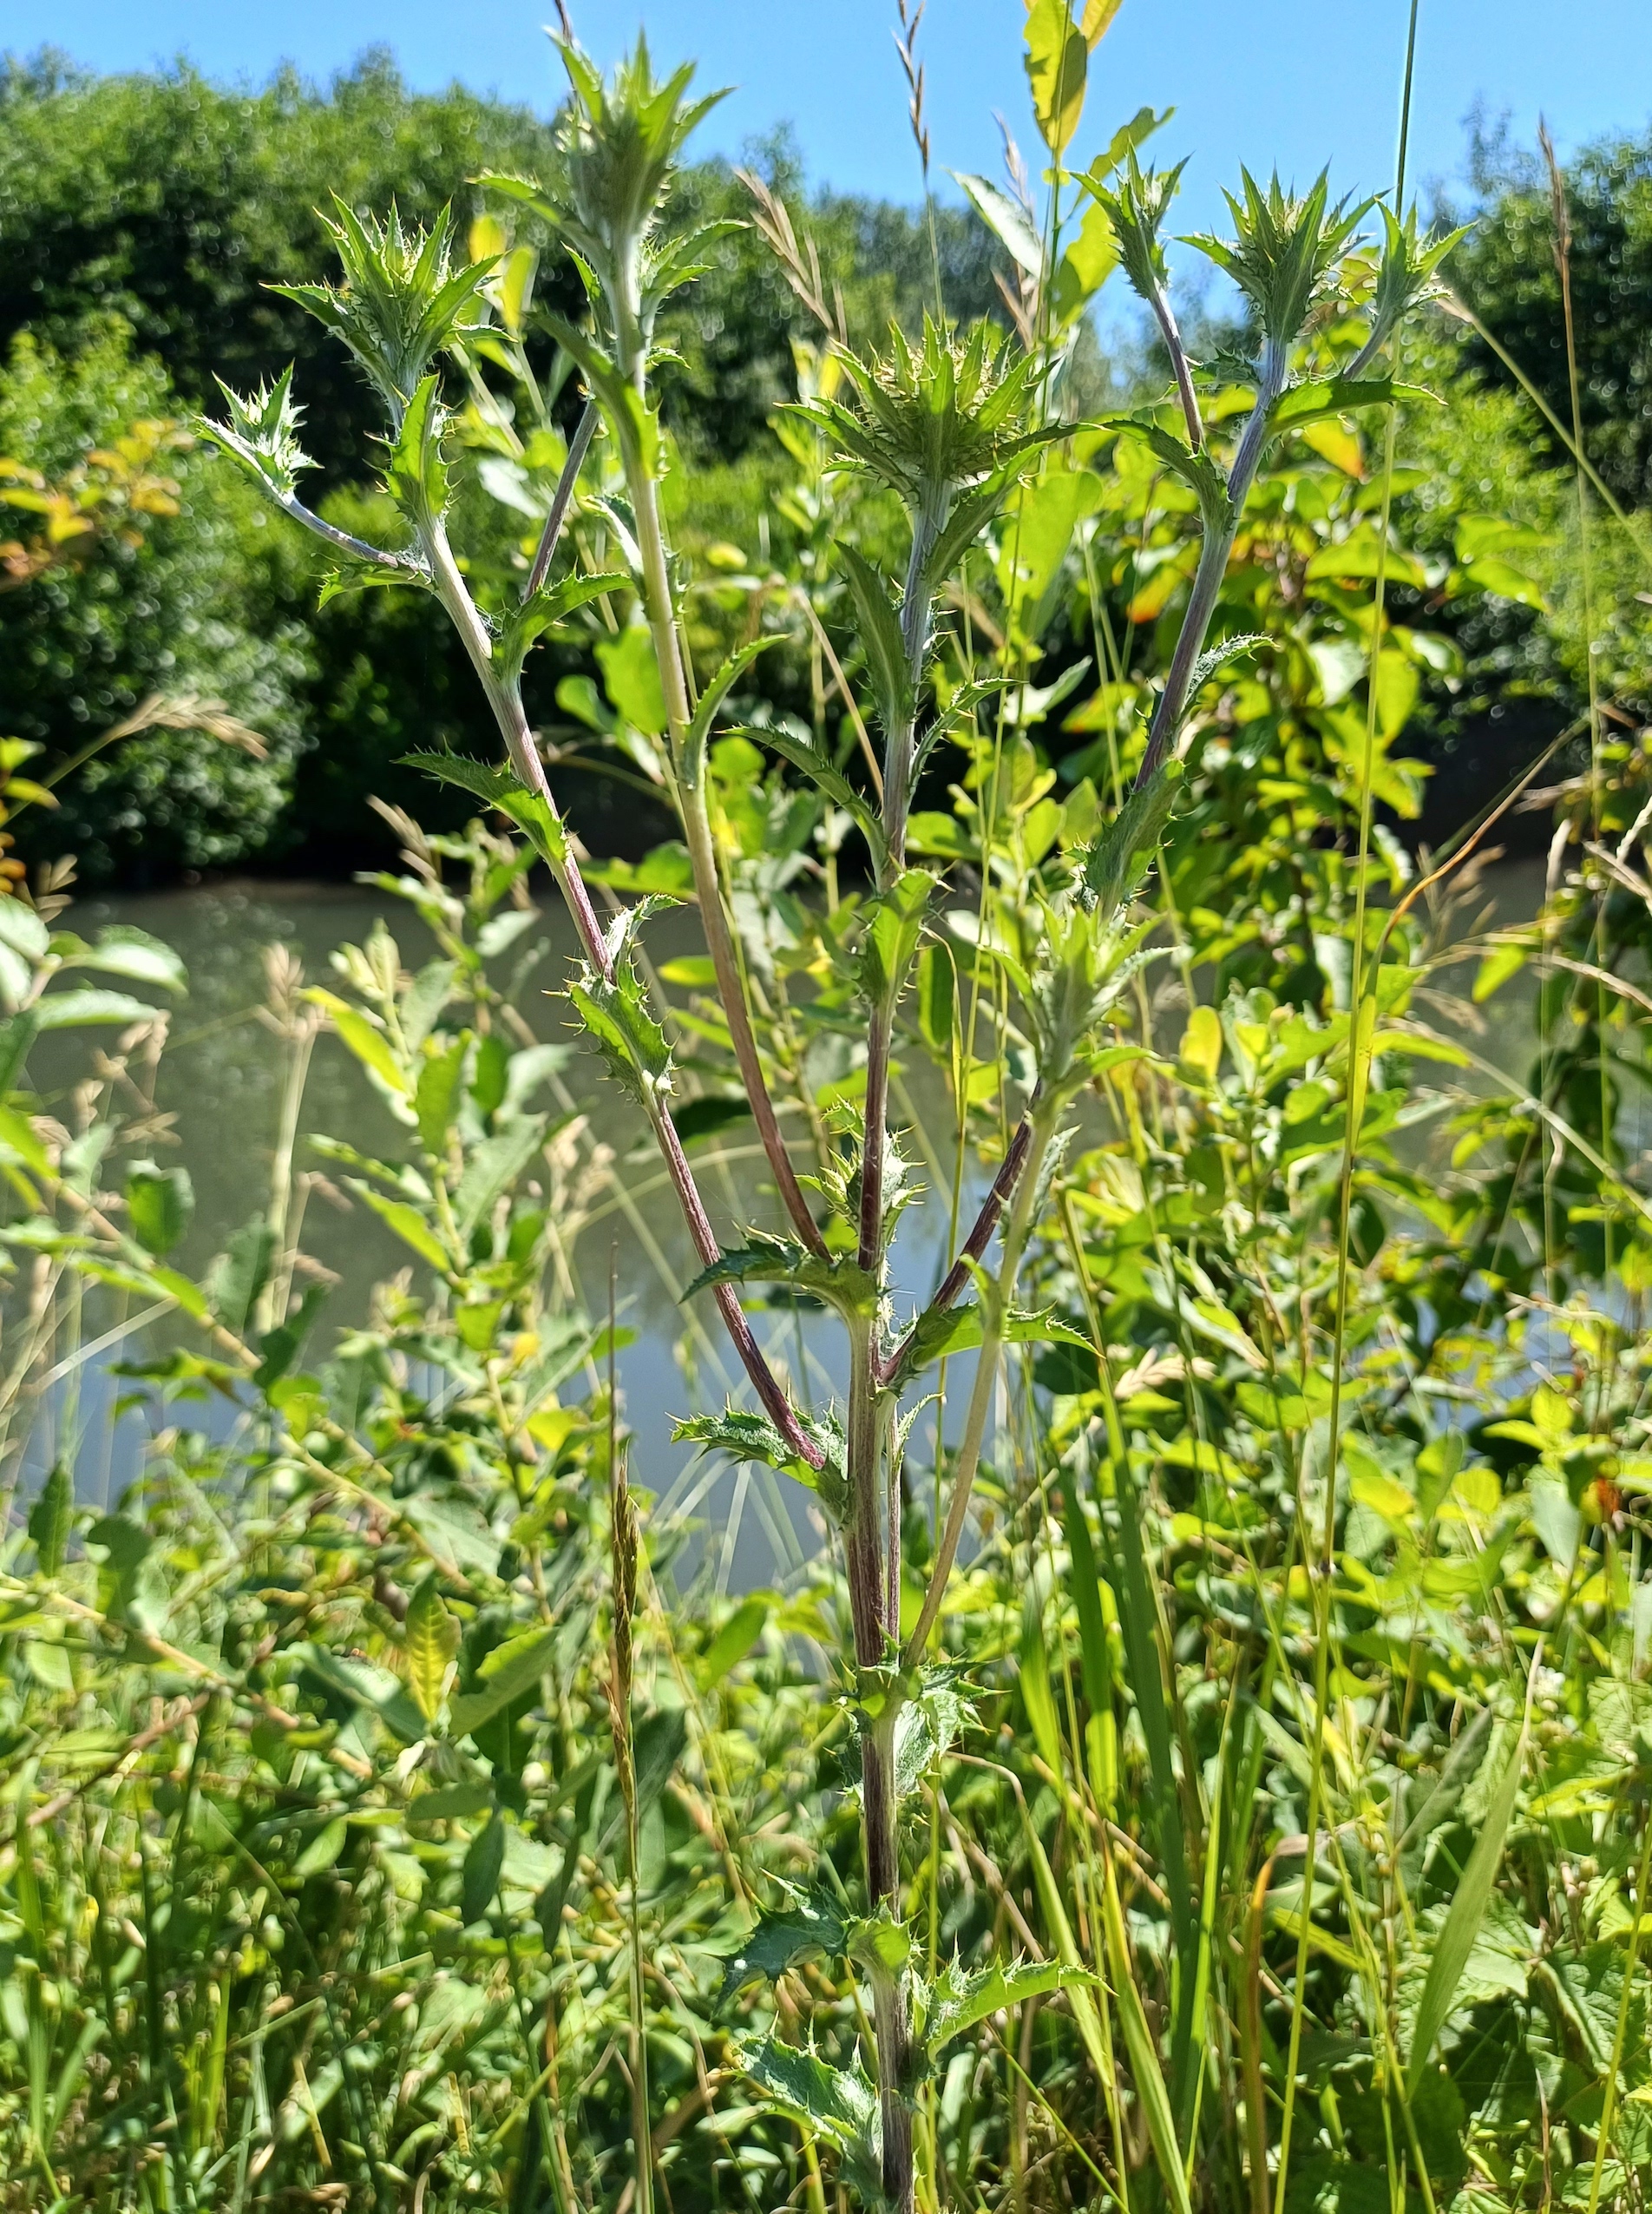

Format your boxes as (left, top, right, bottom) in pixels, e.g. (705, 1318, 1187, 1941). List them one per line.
(6, 0, 1646, 241)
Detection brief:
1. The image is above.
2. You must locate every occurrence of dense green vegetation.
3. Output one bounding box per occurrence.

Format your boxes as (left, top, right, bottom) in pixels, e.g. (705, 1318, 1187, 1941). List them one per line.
(3, 10, 1652, 2214)
(1, 49, 1649, 881)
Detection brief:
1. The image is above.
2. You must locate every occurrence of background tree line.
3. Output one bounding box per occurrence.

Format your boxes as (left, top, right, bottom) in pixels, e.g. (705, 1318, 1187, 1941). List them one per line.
(0, 46, 1647, 884)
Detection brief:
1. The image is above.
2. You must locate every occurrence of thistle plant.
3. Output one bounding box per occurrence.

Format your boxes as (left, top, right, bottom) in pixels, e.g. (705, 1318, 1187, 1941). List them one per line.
(200, 30, 1457, 2211)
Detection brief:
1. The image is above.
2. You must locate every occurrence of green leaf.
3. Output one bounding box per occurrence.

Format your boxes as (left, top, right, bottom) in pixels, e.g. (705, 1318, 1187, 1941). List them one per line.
(450, 1627, 557, 1738)
(718, 1887, 849, 2004)
(917, 943, 954, 1056)
(254, 1283, 329, 1389)
(461, 1811, 506, 1925)
(670, 1094, 751, 1148)
(952, 174, 1044, 276)
(1099, 1851, 1192, 2214)
(401, 752, 569, 869)
(294, 1816, 349, 1879)
(350, 1184, 452, 1276)
(30, 989, 156, 1030)
(0, 1008, 39, 1094)
(1024, 0, 1087, 152)
(596, 623, 668, 737)
(1082, 759, 1183, 915)
(403, 1576, 460, 1725)
(416, 1036, 468, 1153)
(698, 1593, 770, 1686)
(206, 1218, 275, 1337)
(673, 1408, 848, 1524)
(837, 545, 914, 739)
(0, 899, 49, 964)
(681, 637, 785, 788)
(454, 1114, 548, 1236)
(67, 926, 187, 995)
(28, 1462, 73, 1577)
(1406, 1722, 1525, 2094)
(126, 1161, 193, 1258)
(403, 960, 457, 1053)
(737, 2039, 882, 2199)
(307, 991, 408, 1095)
(925, 1956, 1092, 2060)
(0, 1100, 48, 1175)
(681, 1231, 876, 1320)
(385, 371, 449, 526)
(498, 572, 626, 688)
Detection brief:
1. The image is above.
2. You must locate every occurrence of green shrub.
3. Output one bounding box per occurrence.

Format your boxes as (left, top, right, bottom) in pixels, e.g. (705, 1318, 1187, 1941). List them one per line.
(0, 321, 311, 880)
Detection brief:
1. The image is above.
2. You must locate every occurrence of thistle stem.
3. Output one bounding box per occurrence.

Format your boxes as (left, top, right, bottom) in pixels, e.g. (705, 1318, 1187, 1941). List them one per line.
(1132, 341, 1286, 793)
(627, 437, 829, 1259)
(426, 522, 818, 1467)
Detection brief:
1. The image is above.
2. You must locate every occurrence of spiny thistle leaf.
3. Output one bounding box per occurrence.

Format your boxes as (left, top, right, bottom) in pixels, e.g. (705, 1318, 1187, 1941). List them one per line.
(1186, 169, 1373, 352)
(673, 1407, 849, 1523)
(1082, 154, 1188, 306)
(922, 1957, 1095, 2064)
(495, 572, 626, 689)
(680, 1231, 878, 1320)
(735, 2039, 882, 2201)
(198, 366, 314, 499)
(401, 753, 569, 870)
(738, 726, 887, 867)
(567, 901, 675, 1107)
(837, 546, 914, 740)
(790, 316, 1044, 514)
(681, 634, 784, 789)
(270, 198, 495, 417)
(1082, 759, 1183, 916)
(718, 1887, 850, 2006)
(858, 869, 935, 1010)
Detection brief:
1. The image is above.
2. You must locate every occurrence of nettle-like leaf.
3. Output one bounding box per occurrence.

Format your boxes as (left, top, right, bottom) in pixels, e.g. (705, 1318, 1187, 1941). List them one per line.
(718, 1887, 850, 2006)
(125, 1160, 194, 1258)
(567, 900, 675, 1107)
(893, 1665, 974, 1799)
(28, 1462, 73, 1578)
(736, 2039, 882, 2202)
(682, 1231, 877, 1321)
(403, 1574, 460, 1725)
(673, 1407, 849, 1524)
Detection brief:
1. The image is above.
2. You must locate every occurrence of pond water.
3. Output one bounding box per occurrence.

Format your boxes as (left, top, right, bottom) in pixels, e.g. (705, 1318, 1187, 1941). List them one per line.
(17, 856, 1561, 1582)
(21, 877, 979, 1588)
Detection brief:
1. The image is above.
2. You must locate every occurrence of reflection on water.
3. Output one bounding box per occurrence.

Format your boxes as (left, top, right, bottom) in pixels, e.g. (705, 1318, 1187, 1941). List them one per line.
(23, 878, 979, 1589)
